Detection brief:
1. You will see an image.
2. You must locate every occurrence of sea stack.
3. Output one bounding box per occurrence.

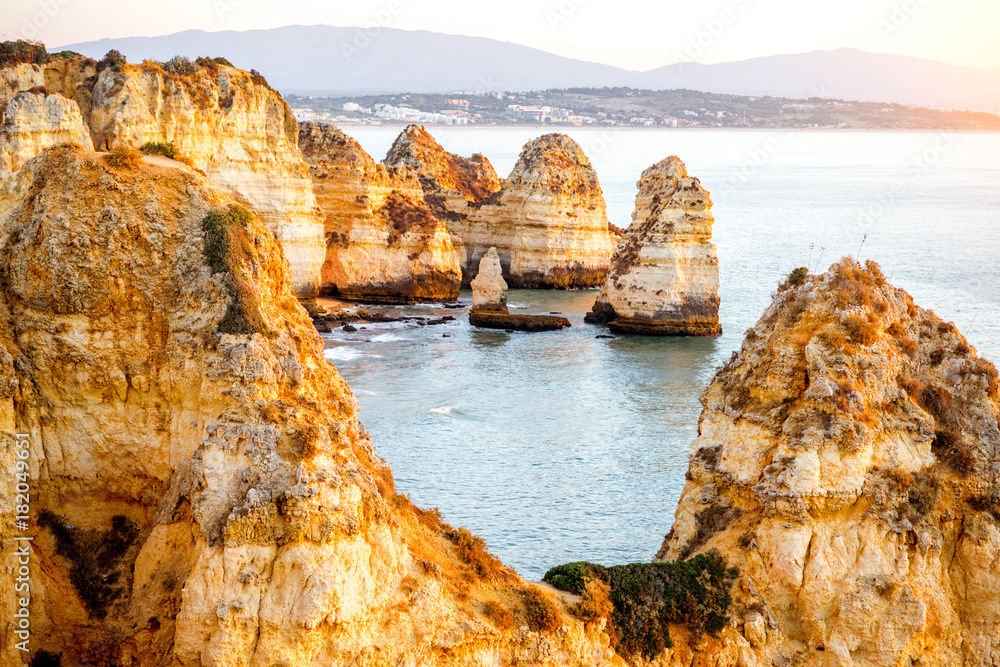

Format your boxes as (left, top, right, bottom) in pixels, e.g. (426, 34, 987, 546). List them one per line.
(0, 145, 616, 666)
(470, 247, 508, 310)
(469, 248, 570, 331)
(299, 122, 462, 303)
(653, 259, 1000, 664)
(0, 55, 325, 297)
(385, 126, 616, 288)
(587, 156, 721, 336)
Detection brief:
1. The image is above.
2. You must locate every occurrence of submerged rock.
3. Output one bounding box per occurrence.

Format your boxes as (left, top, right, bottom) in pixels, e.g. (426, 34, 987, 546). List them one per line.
(0, 145, 614, 665)
(587, 156, 721, 336)
(299, 122, 462, 303)
(1, 56, 324, 297)
(654, 258, 1000, 664)
(386, 126, 616, 288)
(468, 248, 570, 331)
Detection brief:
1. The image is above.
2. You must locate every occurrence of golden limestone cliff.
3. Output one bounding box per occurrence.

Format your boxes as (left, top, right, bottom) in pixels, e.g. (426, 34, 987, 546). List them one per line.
(298, 122, 462, 303)
(0, 145, 620, 667)
(384, 126, 616, 288)
(651, 260, 1000, 666)
(0, 90, 94, 172)
(0, 55, 323, 297)
(588, 157, 721, 336)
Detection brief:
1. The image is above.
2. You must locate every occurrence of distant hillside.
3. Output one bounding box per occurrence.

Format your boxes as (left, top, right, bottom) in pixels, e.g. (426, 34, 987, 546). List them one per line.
(59, 26, 1000, 111)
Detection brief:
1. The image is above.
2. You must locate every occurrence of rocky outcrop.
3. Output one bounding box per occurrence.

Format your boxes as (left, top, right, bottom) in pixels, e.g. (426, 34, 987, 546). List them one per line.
(470, 247, 508, 311)
(653, 259, 1000, 665)
(587, 157, 720, 336)
(468, 248, 570, 332)
(385, 127, 616, 288)
(299, 121, 461, 303)
(0, 57, 324, 297)
(0, 91, 94, 172)
(0, 145, 616, 666)
(384, 124, 503, 203)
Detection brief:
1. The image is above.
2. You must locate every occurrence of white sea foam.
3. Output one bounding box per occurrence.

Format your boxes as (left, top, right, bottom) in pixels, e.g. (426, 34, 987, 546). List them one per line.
(430, 406, 455, 415)
(371, 333, 404, 343)
(325, 347, 381, 362)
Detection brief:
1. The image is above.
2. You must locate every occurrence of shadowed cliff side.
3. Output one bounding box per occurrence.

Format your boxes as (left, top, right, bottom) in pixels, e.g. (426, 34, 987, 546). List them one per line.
(652, 259, 1000, 665)
(299, 121, 462, 303)
(0, 146, 620, 666)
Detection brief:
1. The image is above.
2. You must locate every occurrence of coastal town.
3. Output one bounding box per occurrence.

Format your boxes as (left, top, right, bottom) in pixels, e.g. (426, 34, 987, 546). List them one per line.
(289, 86, 1000, 130)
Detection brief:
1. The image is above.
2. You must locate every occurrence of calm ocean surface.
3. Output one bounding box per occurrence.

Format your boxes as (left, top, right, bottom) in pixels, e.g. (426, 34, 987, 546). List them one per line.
(324, 128, 1000, 579)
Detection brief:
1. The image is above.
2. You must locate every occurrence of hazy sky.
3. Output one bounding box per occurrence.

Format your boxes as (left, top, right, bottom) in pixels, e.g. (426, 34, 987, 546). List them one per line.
(3, 0, 999, 71)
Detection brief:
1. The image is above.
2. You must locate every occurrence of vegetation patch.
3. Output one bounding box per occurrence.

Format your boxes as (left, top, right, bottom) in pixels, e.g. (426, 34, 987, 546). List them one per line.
(445, 526, 510, 581)
(140, 141, 179, 159)
(104, 145, 143, 170)
(0, 40, 48, 66)
(38, 510, 141, 618)
(780, 266, 809, 290)
(200, 204, 273, 336)
(162, 55, 199, 76)
(97, 49, 126, 71)
(544, 550, 738, 659)
(482, 600, 514, 631)
(680, 504, 743, 559)
(523, 586, 562, 632)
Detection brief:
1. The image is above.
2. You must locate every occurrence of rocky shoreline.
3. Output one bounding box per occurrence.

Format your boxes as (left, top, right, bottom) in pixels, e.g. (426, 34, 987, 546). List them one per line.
(1, 44, 997, 667)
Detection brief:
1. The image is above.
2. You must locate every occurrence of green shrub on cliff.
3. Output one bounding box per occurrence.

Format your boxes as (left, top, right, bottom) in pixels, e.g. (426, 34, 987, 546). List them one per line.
(544, 550, 738, 659)
(0, 40, 48, 67)
(97, 49, 126, 71)
(201, 204, 273, 337)
(139, 141, 179, 159)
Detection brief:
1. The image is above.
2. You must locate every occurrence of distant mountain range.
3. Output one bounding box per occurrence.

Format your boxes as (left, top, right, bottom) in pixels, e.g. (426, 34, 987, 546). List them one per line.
(59, 25, 1000, 111)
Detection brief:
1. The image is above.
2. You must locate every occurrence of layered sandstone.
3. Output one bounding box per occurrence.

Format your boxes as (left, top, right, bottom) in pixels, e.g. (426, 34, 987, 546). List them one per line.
(299, 121, 461, 303)
(0, 145, 616, 666)
(385, 126, 616, 288)
(0, 91, 94, 172)
(587, 157, 720, 336)
(0, 56, 324, 297)
(653, 259, 1000, 666)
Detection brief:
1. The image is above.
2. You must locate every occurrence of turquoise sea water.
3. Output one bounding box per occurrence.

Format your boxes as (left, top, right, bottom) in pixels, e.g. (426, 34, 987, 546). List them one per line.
(324, 128, 1000, 579)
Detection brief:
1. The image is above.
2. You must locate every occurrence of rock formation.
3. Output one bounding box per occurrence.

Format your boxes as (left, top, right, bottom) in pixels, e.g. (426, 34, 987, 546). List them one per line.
(385, 126, 616, 288)
(653, 259, 1000, 665)
(470, 247, 508, 311)
(587, 157, 721, 336)
(0, 55, 324, 297)
(298, 121, 462, 303)
(468, 248, 570, 332)
(0, 145, 616, 666)
(0, 91, 94, 172)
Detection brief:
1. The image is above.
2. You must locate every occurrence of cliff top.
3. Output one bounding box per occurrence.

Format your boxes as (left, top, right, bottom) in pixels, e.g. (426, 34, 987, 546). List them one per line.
(506, 132, 604, 200)
(384, 124, 502, 201)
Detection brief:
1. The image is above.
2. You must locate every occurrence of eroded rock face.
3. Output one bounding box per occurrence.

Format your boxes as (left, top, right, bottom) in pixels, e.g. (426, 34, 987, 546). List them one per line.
(470, 248, 508, 311)
(654, 259, 1000, 666)
(385, 126, 616, 288)
(299, 122, 462, 303)
(0, 57, 324, 297)
(385, 124, 503, 202)
(0, 91, 94, 172)
(0, 145, 616, 667)
(588, 157, 720, 336)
